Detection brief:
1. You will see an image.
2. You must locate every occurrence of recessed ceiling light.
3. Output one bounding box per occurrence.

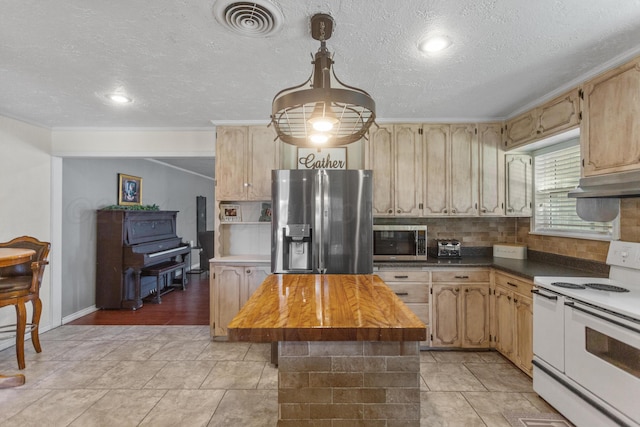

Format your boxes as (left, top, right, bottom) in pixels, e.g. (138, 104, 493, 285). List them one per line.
(106, 94, 133, 104)
(418, 36, 452, 53)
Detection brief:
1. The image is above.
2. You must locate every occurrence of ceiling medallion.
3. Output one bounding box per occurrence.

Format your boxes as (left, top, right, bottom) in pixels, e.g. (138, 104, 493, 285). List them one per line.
(270, 13, 376, 147)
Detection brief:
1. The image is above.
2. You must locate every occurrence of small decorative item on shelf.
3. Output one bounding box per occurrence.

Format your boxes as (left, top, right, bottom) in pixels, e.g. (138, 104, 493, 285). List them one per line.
(220, 203, 241, 222)
(259, 203, 272, 222)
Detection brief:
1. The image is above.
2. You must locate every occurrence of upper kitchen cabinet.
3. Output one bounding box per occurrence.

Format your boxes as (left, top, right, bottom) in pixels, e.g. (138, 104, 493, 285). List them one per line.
(505, 88, 581, 149)
(367, 124, 423, 216)
(215, 125, 279, 201)
(581, 56, 640, 176)
(424, 124, 478, 216)
(505, 154, 532, 217)
(478, 123, 505, 216)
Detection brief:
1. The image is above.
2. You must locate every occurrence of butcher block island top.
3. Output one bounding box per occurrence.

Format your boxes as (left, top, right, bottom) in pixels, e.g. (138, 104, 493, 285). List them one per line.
(227, 274, 426, 342)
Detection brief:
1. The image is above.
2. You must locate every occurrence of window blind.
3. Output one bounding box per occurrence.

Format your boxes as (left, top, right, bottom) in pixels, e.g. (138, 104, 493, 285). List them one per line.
(533, 142, 613, 237)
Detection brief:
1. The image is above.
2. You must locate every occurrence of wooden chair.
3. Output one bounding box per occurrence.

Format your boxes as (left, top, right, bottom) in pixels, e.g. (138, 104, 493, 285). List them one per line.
(0, 236, 50, 369)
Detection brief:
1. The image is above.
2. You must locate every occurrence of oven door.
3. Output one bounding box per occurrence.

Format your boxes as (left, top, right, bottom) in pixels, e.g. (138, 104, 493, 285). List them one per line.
(564, 300, 640, 423)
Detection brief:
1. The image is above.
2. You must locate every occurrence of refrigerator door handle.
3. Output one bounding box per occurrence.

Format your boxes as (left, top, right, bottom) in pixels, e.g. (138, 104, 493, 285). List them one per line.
(317, 170, 328, 273)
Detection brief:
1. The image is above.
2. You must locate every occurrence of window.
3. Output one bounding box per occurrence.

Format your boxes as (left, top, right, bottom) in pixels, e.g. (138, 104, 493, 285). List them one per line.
(532, 138, 616, 239)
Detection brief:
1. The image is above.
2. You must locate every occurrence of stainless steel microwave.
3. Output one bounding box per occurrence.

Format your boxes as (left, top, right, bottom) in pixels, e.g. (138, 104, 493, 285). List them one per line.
(373, 225, 427, 261)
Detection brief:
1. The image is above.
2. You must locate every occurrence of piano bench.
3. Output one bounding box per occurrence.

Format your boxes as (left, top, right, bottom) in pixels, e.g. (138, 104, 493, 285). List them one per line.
(141, 261, 186, 303)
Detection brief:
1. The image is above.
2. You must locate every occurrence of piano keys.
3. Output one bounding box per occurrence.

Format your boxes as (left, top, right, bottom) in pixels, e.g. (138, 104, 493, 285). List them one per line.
(96, 210, 190, 309)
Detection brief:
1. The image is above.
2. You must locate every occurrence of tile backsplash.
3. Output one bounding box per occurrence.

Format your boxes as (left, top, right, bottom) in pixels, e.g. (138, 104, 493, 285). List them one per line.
(376, 198, 640, 264)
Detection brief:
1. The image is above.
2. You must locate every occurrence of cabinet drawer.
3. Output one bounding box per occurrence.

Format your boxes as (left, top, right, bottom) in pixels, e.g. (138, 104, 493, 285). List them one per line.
(494, 272, 532, 296)
(432, 269, 490, 283)
(376, 270, 430, 282)
(386, 283, 429, 303)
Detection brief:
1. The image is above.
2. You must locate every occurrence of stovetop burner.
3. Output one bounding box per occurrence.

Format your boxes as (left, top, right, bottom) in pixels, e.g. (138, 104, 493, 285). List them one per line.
(584, 283, 630, 293)
(551, 282, 586, 289)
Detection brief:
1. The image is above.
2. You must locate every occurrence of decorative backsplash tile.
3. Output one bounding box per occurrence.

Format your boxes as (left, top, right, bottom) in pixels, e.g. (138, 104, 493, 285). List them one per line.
(376, 197, 640, 264)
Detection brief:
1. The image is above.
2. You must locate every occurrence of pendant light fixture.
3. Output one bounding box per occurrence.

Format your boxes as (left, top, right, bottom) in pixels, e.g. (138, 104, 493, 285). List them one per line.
(271, 13, 376, 147)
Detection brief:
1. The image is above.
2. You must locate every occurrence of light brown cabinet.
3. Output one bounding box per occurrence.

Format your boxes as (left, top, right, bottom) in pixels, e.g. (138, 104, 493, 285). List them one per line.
(492, 270, 533, 376)
(505, 154, 532, 217)
(430, 269, 491, 348)
(376, 269, 430, 347)
(581, 56, 640, 176)
(367, 124, 423, 216)
(215, 125, 279, 201)
(504, 88, 581, 149)
(478, 123, 505, 216)
(423, 124, 478, 216)
(210, 263, 270, 337)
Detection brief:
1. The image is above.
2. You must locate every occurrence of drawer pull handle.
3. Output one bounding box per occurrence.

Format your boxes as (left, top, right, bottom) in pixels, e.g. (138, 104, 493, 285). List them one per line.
(395, 292, 409, 296)
(394, 275, 409, 279)
(507, 281, 518, 288)
(454, 275, 469, 279)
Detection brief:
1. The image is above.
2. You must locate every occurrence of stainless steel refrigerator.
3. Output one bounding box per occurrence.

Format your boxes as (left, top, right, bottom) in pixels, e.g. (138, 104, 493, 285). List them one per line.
(271, 169, 373, 274)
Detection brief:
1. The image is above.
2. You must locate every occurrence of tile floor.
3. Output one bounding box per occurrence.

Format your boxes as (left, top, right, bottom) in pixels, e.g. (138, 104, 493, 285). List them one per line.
(0, 325, 565, 426)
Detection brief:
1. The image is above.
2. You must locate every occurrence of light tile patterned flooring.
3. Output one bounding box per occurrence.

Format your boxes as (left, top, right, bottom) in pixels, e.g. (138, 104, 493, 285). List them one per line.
(0, 325, 565, 426)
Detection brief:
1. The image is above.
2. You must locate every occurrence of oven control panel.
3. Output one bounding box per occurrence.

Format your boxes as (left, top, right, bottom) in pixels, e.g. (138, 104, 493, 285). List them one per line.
(606, 241, 640, 268)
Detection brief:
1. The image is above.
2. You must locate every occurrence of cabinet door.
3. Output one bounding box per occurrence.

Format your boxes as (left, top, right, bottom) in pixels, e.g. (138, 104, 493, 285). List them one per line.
(431, 284, 461, 347)
(369, 125, 395, 216)
(242, 265, 270, 304)
(537, 88, 581, 138)
(582, 57, 640, 176)
(478, 123, 505, 216)
(505, 154, 532, 217)
(450, 124, 478, 216)
(212, 266, 243, 336)
(493, 285, 514, 358)
(505, 110, 538, 148)
(514, 294, 533, 376)
(247, 126, 278, 200)
(394, 124, 423, 216)
(423, 124, 449, 215)
(216, 127, 248, 200)
(461, 285, 490, 348)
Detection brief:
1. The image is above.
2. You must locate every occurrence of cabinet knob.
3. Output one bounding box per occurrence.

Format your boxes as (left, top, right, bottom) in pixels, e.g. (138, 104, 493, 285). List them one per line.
(481, 208, 487, 213)
(397, 209, 401, 213)
(452, 209, 456, 213)
(246, 270, 251, 274)
(514, 298, 518, 303)
(388, 209, 393, 213)
(443, 209, 448, 213)
(465, 288, 469, 293)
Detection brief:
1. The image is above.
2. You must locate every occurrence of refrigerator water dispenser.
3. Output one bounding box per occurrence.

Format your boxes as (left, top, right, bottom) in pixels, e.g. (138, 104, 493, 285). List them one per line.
(283, 224, 312, 271)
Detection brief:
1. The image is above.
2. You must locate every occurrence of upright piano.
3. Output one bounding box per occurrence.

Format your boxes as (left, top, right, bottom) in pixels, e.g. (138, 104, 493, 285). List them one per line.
(96, 210, 190, 309)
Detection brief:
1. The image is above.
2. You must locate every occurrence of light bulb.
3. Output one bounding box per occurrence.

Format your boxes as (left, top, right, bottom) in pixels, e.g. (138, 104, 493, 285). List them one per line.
(310, 117, 337, 132)
(309, 133, 329, 144)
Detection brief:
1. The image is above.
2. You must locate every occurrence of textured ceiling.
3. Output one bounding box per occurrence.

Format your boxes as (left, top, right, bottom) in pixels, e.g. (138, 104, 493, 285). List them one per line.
(2, 0, 640, 130)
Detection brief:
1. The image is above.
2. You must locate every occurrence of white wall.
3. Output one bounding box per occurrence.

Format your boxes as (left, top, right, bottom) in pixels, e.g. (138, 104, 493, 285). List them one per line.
(0, 116, 52, 349)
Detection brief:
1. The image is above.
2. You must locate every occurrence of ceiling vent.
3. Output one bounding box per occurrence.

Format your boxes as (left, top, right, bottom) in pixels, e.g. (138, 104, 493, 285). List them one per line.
(213, 0, 284, 37)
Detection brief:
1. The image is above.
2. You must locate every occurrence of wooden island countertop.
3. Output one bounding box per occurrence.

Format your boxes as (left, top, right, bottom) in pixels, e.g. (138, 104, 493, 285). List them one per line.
(227, 274, 426, 342)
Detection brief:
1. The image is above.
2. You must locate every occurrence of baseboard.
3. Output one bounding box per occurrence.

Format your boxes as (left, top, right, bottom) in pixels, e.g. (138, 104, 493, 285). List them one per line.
(62, 305, 98, 324)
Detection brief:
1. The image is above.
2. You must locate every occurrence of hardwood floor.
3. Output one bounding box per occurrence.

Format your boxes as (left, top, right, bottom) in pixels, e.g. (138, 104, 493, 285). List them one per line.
(67, 272, 210, 325)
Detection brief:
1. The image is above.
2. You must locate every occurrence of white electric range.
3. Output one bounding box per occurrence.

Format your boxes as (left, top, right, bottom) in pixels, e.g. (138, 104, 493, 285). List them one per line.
(533, 241, 640, 427)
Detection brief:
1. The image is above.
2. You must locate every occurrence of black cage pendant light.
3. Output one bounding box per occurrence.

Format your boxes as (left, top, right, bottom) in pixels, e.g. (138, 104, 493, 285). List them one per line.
(271, 13, 376, 147)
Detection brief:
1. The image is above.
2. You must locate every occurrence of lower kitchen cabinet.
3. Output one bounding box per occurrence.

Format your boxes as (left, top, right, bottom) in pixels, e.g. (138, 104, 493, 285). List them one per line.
(210, 263, 270, 337)
(492, 270, 533, 376)
(375, 269, 430, 347)
(430, 269, 491, 348)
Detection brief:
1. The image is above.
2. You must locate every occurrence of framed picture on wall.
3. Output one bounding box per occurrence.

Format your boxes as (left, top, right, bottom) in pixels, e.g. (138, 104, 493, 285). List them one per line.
(118, 173, 142, 206)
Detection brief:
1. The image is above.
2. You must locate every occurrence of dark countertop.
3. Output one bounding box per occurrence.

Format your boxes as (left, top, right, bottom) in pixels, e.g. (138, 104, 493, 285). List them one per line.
(375, 255, 608, 280)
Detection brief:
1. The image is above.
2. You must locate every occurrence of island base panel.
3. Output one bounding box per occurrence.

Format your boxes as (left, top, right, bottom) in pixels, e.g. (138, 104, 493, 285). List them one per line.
(277, 341, 420, 426)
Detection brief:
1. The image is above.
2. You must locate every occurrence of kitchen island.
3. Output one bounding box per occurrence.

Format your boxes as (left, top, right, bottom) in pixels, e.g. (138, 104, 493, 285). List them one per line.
(228, 274, 426, 426)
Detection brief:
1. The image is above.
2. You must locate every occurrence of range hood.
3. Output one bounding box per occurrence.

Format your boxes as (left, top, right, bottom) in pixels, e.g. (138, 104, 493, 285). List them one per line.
(568, 169, 640, 198)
